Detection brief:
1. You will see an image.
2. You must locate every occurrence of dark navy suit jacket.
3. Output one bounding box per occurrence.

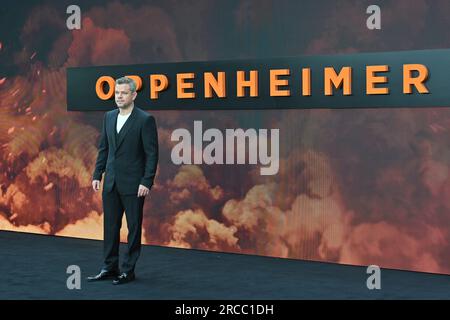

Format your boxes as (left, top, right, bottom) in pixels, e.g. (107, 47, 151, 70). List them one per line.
(93, 106, 158, 195)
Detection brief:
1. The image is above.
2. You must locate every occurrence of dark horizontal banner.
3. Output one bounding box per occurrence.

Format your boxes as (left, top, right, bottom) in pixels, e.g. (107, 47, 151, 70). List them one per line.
(66, 49, 450, 111)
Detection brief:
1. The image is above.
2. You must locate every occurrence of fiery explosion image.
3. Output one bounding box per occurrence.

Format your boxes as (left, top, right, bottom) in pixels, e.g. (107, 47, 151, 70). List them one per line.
(0, 0, 449, 279)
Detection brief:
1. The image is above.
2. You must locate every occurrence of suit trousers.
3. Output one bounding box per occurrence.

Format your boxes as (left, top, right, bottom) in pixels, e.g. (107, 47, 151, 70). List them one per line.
(102, 183, 145, 273)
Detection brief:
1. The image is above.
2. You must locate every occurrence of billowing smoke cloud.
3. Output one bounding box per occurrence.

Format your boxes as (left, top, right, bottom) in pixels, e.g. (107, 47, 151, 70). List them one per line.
(168, 165, 224, 203)
(0, 65, 103, 232)
(81, 1, 182, 64)
(340, 221, 443, 273)
(166, 208, 239, 251)
(0, 212, 50, 234)
(305, 0, 430, 54)
(56, 210, 149, 244)
(65, 17, 131, 67)
(222, 150, 348, 261)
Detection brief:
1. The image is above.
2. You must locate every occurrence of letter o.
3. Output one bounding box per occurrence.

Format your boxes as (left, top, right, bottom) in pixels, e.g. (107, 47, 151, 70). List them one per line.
(95, 76, 115, 100)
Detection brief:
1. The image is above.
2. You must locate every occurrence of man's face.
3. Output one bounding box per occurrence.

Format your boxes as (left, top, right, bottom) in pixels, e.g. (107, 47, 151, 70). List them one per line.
(115, 83, 136, 108)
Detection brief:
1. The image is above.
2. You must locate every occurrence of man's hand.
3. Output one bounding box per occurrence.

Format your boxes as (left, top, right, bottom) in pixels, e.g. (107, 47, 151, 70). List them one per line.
(92, 180, 101, 192)
(137, 184, 149, 197)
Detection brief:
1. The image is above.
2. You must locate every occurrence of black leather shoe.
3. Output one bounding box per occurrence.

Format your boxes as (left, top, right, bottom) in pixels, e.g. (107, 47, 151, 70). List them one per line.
(87, 269, 120, 282)
(112, 272, 135, 285)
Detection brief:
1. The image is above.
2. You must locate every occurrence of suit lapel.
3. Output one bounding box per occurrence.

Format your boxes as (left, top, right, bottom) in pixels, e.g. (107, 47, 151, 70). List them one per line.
(116, 106, 138, 151)
(109, 109, 119, 152)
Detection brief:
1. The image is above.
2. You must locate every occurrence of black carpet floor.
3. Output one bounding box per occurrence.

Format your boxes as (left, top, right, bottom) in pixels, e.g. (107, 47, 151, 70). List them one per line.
(0, 230, 449, 300)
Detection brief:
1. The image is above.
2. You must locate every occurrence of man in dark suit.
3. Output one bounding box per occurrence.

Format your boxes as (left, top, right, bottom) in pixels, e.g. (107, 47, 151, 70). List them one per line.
(87, 76, 158, 285)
